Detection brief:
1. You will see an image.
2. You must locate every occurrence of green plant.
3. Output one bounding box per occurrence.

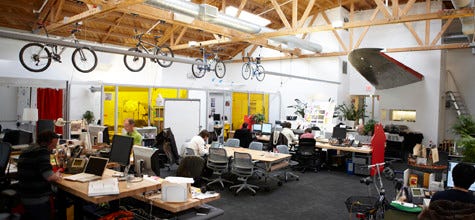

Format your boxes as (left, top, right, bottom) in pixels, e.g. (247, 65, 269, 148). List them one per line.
(336, 102, 365, 121)
(364, 119, 378, 135)
(452, 115, 475, 138)
(287, 99, 306, 118)
(251, 113, 265, 124)
(458, 136, 475, 163)
(82, 110, 95, 124)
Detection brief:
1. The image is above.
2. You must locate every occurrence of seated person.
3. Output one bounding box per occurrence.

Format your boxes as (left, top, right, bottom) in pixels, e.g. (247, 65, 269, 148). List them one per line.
(299, 128, 314, 139)
(122, 118, 143, 145)
(233, 123, 253, 148)
(281, 122, 298, 146)
(189, 130, 209, 156)
(431, 162, 475, 204)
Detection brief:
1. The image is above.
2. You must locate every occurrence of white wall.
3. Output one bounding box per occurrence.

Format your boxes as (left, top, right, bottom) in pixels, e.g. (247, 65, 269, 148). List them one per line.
(69, 84, 102, 122)
(0, 86, 19, 129)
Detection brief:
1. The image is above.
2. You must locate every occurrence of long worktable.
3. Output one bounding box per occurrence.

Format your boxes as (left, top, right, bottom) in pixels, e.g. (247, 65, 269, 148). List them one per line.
(314, 142, 372, 154)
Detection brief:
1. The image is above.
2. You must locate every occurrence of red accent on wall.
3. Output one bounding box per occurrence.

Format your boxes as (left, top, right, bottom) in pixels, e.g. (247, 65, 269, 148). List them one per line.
(37, 88, 63, 134)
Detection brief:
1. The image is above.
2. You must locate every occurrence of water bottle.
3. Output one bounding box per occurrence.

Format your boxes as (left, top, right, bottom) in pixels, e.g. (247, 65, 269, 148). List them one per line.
(97, 131, 103, 144)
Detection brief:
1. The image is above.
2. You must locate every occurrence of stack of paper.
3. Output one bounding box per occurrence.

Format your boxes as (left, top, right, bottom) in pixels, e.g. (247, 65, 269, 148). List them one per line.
(88, 178, 120, 197)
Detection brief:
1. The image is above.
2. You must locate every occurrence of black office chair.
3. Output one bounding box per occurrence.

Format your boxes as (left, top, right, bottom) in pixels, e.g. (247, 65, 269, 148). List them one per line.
(0, 142, 12, 189)
(296, 138, 319, 173)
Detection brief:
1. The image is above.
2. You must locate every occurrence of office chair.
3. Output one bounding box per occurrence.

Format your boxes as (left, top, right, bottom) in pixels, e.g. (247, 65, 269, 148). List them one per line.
(276, 145, 299, 182)
(206, 148, 232, 188)
(248, 142, 263, 151)
(176, 156, 205, 187)
(230, 152, 259, 196)
(224, 138, 240, 147)
(296, 138, 318, 173)
(0, 142, 12, 189)
(210, 141, 221, 148)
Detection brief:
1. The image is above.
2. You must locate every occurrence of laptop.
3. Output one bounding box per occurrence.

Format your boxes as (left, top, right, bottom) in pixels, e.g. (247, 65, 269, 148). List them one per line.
(64, 156, 109, 182)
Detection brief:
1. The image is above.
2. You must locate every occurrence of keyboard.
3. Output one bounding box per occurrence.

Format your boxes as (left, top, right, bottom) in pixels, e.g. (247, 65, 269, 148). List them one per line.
(64, 173, 101, 182)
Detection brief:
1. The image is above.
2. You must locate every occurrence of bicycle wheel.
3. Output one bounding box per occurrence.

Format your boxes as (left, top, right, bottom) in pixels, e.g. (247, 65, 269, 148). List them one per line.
(124, 48, 146, 72)
(214, 60, 226, 78)
(71, 47, 97, 73)
(19, 43, 51, 72)
(241, 62, 251, 80)
(255, 65, 265, 81)
(154, 46, 174, 68)
(192, 59, 205, 78)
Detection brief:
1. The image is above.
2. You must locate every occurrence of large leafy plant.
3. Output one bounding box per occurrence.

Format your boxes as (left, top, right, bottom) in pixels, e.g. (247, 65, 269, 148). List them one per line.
(336, 102, 365, 121)
(453, 115, 475, 162)
(251, 113, 265, 124)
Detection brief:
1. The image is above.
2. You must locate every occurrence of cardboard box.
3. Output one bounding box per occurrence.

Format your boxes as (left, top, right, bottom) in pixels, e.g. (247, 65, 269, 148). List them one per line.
(161, 177, 194, 203)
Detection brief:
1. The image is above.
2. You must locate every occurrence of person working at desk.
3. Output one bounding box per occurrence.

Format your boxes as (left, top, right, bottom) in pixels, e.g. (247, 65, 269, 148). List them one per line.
(281, 122, 298, 146)
(123, 118, 143, 145)
(189, 130, 209, 156)
(299, 128, 314, 139)
(233, 122, 253, 148)
(431, 163, 475, 203)
(17, 130, 62, 220)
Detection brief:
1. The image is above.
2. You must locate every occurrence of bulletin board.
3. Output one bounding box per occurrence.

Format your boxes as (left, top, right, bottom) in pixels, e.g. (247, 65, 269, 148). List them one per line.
(164, 99, 201, 153)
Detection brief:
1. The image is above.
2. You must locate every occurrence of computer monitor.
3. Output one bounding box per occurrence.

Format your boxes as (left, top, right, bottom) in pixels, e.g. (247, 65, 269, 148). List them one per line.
(109, 135, 134, 167)
(3, 130, 33, 145)
(446, 161, 475, 191)
(262, 123, 272, 134)
(275, 120, 282, 125)
(213, 114, 221, 121)
(332, 127, 347, 142)
(88, 125, 106, 144)
(133, 146, 158, 176)
(252, 124, 262, 132)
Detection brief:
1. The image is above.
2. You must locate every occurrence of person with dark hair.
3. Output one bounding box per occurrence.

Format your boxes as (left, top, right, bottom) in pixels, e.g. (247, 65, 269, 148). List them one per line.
(281, 121, 298, 146)
(17, 130, 61, 220)
(123, 118, 143, 145)
(431, 163, 475, 204)
(233, 122, 253, 148)
(189, 130, 209, 156)
(299, 128, 314, 139)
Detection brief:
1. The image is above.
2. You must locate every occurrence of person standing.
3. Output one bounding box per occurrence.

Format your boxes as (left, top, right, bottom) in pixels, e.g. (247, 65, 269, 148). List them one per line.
(17, 130, 62, 220)
(123, 118, 143, 145)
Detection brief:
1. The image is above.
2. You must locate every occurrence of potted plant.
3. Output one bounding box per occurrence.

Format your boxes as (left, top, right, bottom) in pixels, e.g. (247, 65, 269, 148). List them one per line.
(336, 102, 365, 128)
(82, 110, 95, 124)
(251, 113, 265, 124)
(363, 119, 378, 136)
(287, 99, 307, 118)
(452, 115, 475, 162)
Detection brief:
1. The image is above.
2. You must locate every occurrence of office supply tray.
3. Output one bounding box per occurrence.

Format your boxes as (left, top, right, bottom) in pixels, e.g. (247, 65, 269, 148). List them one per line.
(345, 196, 379, 214)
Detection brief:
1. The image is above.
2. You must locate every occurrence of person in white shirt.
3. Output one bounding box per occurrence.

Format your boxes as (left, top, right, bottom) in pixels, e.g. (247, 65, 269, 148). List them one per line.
(281, 121, 298, 146)
(189, 130, 210, 156)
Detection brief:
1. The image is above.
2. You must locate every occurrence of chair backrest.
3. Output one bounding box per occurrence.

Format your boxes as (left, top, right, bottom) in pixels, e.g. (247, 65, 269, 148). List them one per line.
(233, 152, 253, 170)
(185, 147, 196, 156)
(208, 148, 228, 163)
(298, 138, 316, 155)
(210, 141, 221, 148)
(276, 145, 289, 154)
(225, 138, 240, 147)
(270, 130, 288, 147)
(0, 142, 12, 177)
(248, 141, 263, 151)
(176, 155, 205, 179)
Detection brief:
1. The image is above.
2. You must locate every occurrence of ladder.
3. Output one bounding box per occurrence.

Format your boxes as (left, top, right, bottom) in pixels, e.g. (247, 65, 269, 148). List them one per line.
(446, 91, 469, 116)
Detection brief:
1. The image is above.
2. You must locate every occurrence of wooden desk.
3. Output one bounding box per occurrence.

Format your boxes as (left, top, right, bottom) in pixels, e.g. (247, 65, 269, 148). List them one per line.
(57, 169, 160, 204)
(223, 146, 290, 164)
(315, 142, 372, 154)
(255, 135, 270, 142)
(133, 189, 220, 213)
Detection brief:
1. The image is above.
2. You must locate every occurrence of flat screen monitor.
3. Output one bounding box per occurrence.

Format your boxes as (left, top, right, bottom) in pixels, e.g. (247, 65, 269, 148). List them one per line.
(133, 146, 158, 175)
(88, 125, 106, 144)
(446, 161, 475, 191)
(262, 123, 272, 134)
(252, 124, 262, 132)
(213, 114, 221, 121)
(109, 135, 134, 167)
(3, 130, 33, 145)
(332, 127, 347, 140)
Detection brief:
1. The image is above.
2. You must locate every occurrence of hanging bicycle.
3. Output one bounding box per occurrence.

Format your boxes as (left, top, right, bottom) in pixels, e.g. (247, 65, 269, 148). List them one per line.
(191, 47, 226, 78)
(123, 33, 174, 72)
(241, 56, 265, 81)
(19, 23, 97, 73)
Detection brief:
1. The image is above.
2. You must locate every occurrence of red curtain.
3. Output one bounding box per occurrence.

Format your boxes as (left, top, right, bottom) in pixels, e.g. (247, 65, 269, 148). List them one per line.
(37, 88, 63, 134)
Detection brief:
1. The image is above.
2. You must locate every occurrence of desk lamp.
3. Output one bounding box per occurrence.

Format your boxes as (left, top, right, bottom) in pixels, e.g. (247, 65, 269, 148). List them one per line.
(22, 108, 38, 142)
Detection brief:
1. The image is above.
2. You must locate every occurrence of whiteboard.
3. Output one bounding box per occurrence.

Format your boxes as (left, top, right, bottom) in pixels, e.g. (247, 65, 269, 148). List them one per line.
(164, 99, 201, 155)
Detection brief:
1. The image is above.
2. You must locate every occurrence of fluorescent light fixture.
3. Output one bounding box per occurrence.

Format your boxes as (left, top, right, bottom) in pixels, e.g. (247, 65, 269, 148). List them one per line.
(225, 6, 271, 27)
(174, 12, 195, 24)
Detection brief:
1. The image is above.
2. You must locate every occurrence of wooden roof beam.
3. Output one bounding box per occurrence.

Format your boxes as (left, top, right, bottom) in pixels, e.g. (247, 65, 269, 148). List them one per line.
(298, 0, 316, 28)
(32, 0, 58, 31)
(270, 0, 292, 29)
(174, 27, 188, 45)
(321, 11, 347, 51)
(292, 0, 298, 28)
(236, 0, 248, 17)
(101, 12, 125, 43)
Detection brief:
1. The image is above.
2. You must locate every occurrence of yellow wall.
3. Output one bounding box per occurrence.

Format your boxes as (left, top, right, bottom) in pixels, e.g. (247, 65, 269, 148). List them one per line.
(232, 92, 248, 130)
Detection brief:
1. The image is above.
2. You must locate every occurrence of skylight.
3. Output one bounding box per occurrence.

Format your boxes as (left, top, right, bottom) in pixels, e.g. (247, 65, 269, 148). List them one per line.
(225, 6, 271, 27)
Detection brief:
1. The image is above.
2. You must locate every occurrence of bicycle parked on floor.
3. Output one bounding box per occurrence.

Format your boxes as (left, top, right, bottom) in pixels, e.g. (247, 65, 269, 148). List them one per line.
(191, 47, 226, 79)
(19, 23, 98, 73)
(241, 56, 265, 81)
(123, 33, 174, 72)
